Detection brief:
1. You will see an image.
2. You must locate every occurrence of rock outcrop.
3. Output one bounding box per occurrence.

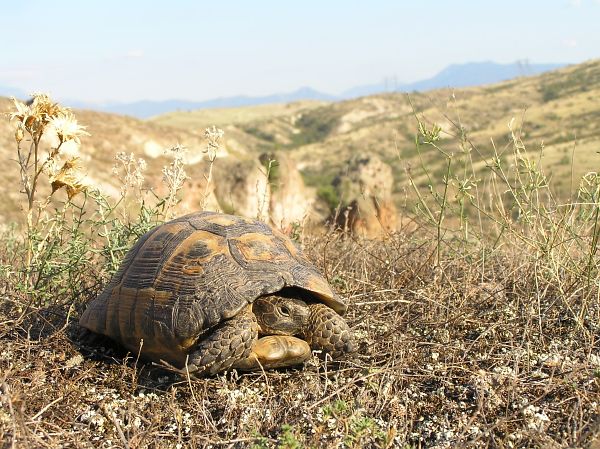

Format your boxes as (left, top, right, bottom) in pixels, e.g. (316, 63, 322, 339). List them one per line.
(212, 157, 270, 221)
(330, 154, 397, 237)
(260, 152, 314, 232)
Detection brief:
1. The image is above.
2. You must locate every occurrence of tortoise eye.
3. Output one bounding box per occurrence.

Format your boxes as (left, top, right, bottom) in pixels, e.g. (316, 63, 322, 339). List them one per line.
(279, 305, 290, 317)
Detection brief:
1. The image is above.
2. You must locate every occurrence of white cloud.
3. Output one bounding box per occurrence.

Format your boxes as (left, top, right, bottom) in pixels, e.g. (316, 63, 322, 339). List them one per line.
(563, 38, 578, 47)
(569, 0, 582, 6)
(125, 50, 144, 59)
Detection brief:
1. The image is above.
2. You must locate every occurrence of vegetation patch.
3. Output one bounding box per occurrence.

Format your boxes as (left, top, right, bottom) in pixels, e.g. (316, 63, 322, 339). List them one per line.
(289, 109, 340, 147)
(539, 64, 600, 102)
(244, 125, 276, 143)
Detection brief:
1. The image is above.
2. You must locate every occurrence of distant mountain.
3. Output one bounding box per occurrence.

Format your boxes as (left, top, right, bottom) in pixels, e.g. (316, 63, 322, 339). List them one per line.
(342, 61, 567, 98)
(0, 61, 568, 118)
(0, 85, 28, 100)
(110, 61, 566, 118)
(95, 87, 337, 119)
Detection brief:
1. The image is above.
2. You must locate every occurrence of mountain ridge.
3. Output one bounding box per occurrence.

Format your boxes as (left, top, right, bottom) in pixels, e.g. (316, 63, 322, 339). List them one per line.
(1, 61, 567, 118)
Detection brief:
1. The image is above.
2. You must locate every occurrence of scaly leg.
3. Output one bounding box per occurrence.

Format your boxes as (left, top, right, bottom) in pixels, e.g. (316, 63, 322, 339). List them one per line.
(185, 306, 311, 376)
(185, 306, 259, 376)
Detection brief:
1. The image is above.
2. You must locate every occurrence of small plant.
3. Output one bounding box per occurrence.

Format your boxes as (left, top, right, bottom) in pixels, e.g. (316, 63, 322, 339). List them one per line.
(317, 184, 341, 211)
(259, 153, 281, 192)
(407, 96, 600, 335)
(277, 424, 302, 449)
(201, 125, 224, 210)
(3, 94, 221, 308)
(161, 144, 190, 219)
(8, 95, 89, 272)
(249, 431, 270, 449)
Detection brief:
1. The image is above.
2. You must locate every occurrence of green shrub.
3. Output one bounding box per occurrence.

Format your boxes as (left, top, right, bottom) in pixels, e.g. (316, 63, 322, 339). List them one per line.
(290, 109, 339, 146)
(317, 184, 341, 210)
(244, 125, 275, 142)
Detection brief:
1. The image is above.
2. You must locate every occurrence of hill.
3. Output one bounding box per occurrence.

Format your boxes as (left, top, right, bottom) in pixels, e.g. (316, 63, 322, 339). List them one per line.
(154, 59, 600, 204)
(1, 59, 598, 227)
(151, 100, 326, 128)
(93, 87, 337, 119)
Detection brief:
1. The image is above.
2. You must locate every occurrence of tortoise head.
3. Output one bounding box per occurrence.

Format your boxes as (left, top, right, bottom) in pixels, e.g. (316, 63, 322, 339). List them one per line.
(253, 295, 356, 359)
(252, 296, 310, 336)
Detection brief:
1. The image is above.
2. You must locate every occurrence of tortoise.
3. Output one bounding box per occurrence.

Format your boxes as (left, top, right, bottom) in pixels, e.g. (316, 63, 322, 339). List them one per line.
(79, 211, 355, 375)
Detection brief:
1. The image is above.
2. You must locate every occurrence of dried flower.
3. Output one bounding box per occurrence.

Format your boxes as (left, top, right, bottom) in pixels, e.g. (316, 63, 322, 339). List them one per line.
(113, 152, 147, 196)
(50, 111, 90, 144)
(29, 93, 62, 121)
(50, 157, 88, 199)
(15, 123, 25, 144)
(162, 144, 189, 194)
(204, 126, 224, 161)
(9, 98, 34, 131)
(9, 93, 64, 139)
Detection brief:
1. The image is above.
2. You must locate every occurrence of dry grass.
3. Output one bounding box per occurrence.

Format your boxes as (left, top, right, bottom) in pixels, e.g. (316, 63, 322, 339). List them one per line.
(151, 101, 326, 128)
(1, 230, 599, 448)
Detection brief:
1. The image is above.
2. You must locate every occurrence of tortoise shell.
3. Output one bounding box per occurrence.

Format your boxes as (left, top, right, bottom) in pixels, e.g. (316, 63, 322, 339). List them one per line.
(79, 211, 346, 365)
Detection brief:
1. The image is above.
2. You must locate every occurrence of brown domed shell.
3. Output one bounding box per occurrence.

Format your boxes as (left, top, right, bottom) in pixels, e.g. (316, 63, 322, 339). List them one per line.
(79, 211, 346, 364)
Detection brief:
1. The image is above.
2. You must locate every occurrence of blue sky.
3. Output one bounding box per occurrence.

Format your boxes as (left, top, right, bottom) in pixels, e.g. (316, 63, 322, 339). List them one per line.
(1, 0, 599, 103)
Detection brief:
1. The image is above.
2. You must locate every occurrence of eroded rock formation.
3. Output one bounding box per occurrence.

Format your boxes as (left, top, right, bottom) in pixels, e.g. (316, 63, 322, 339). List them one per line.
(212, 157, 271, 221)
(330, 154, 397, 237)
(260, 152, 314, 232)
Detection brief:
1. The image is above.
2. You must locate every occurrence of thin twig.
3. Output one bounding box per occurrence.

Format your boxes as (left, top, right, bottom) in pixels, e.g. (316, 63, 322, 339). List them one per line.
(30, 396, 64, 421)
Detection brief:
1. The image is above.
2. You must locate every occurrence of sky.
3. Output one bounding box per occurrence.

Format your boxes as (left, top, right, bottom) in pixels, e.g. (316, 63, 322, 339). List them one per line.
(1, 0, 599, 104)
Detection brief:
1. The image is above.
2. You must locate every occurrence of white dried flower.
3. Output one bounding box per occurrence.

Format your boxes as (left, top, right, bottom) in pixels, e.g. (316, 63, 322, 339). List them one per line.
(50, 111, 90, 144)
(113, 152, 147, 195)
(203, 126, 224, 160)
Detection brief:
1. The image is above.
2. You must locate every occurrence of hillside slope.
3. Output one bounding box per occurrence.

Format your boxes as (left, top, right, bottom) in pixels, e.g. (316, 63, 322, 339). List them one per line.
(2, 60, 599, 226)
(0, 99, 269, 224)
(156, 59, 600, 202)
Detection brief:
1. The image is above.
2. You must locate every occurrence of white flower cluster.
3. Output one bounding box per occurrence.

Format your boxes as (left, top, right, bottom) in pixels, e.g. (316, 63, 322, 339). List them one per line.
(113, 151, 147, 195)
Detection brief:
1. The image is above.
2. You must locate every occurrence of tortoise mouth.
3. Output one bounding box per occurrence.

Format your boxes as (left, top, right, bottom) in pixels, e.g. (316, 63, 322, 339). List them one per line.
(276, 287, 347, 316)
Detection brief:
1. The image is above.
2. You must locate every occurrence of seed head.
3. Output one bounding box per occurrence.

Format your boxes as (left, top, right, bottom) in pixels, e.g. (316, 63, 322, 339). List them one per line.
(15, 123, 25, 144)
(50, 157, 88, 199)
(50, 111, 90, 144)
(9, 93, 65, 138)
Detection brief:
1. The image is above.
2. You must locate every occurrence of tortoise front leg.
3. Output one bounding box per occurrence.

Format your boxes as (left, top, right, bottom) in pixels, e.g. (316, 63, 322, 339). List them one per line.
(185, 306, 259, 376)
(185, 307, 311, 376)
